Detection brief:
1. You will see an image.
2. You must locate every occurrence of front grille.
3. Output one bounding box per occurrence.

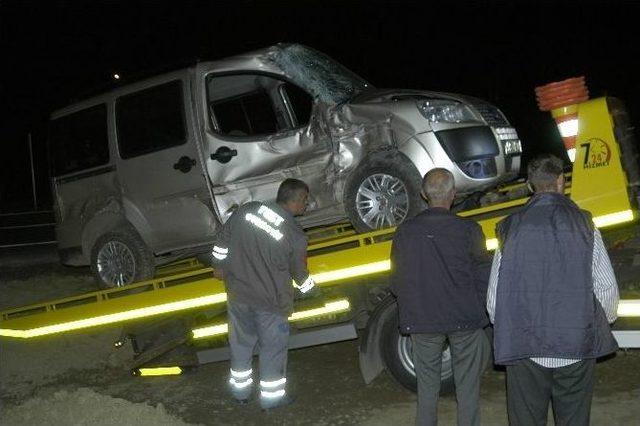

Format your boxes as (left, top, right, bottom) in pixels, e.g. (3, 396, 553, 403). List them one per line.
(466, 98, 510, 127)
(435, 126, 499, 162)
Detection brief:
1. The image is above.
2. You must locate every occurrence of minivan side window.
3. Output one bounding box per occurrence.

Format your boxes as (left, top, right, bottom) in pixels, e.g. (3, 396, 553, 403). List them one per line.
(207, 74, 313, 138)
(116, 80, 186, 159)
(214, 90, 279, 136)
(49, 104, 109, 176)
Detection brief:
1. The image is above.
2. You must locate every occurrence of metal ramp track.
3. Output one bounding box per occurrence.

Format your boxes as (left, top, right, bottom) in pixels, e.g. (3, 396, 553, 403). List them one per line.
(4, 97, 640, 339)
(2, 203, 638, 338)
(0, 226, 396, 338)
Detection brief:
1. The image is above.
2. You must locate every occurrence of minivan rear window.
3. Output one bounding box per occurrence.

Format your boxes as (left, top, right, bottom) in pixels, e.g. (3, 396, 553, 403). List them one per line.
(116, 80, 186, 159)
(49, 104, 109, 177)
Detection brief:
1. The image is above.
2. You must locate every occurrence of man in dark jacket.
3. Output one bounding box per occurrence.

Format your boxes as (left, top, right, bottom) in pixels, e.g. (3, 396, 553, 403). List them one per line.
(392, 168, 491, 426)
(211, 178, 317, 410)
(487, 154, 619, 425)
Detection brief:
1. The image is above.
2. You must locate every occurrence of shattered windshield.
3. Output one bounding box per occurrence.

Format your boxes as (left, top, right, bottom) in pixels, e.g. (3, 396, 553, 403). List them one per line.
(268, 44, 371, 104)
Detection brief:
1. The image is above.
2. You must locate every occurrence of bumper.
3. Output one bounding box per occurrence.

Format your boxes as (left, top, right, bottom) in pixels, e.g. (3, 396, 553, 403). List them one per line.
(409, 126, 520, 193)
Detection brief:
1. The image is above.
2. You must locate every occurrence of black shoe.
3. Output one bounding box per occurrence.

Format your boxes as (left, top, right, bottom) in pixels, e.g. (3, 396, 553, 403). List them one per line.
(261, 394, 295, 411)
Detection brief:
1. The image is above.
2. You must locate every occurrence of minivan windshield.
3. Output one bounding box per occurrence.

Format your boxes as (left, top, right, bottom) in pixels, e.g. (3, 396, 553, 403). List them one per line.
(269, 44, 371, 104)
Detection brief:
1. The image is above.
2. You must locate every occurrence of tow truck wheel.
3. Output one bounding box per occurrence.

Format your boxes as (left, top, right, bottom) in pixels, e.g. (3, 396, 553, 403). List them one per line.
(381, 303, 455, 394)
(90, 228, 155, 289)
(345, 154, 424, 233)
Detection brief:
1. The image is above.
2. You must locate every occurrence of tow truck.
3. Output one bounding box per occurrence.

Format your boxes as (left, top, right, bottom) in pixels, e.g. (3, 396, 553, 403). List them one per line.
(2, 80, 640, 392)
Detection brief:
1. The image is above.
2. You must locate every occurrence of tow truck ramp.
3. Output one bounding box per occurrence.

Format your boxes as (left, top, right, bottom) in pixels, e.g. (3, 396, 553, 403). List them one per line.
(1, 95, 640, 376)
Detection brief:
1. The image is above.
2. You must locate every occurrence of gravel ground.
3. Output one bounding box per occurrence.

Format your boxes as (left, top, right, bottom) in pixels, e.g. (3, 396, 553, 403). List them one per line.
(1, 246, 640, 425)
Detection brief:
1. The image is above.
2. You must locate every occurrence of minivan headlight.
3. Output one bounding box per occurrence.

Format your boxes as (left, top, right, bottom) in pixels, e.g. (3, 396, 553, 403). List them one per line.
(417, 99, 479, 124)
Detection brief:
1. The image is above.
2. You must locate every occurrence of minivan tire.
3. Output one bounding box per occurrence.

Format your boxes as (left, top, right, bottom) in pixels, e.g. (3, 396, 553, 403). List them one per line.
(90, 228, 155, 289)
(380, 302, 454, 394)
(345, 154, 424, 233)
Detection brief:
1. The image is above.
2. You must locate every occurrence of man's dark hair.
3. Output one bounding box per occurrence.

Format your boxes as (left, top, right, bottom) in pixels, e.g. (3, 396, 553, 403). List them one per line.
(276, 178, 309, 204)
(527, 154, 564, 192)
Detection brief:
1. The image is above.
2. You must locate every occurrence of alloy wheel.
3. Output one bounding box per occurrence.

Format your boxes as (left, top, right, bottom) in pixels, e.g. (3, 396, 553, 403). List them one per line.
(356, 173, 409, 229)
(96, 240, 136, 287)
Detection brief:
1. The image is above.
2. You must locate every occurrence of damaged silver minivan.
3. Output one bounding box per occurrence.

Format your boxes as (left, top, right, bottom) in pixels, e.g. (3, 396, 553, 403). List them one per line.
(49, 44, 521, 287)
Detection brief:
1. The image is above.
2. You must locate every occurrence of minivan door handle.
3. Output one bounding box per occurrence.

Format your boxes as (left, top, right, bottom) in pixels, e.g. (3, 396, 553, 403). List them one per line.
(173, 156, 197, 173)
(210, 146, 238, 164)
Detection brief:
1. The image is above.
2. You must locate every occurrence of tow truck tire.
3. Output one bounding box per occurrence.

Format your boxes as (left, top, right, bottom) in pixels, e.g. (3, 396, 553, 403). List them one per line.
(381, 303, 454, 394)
(345, 153, 424, 233)
(90, 228, 155, 289)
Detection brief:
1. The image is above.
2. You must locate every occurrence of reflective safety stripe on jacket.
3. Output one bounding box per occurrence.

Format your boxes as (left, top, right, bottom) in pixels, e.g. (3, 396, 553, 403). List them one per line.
(212, 245, 229, 261)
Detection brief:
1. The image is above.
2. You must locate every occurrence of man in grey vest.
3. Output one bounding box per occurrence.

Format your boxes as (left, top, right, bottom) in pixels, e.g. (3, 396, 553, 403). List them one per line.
(211, 178, 318, 410)
(392, 168, 491, 426)
(487, 154, 619, 425)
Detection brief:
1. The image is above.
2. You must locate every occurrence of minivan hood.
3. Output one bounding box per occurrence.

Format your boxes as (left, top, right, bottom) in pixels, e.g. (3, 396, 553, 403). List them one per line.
(349, 88, 468, 104)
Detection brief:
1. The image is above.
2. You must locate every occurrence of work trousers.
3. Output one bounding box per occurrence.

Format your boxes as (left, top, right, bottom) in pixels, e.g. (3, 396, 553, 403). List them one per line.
(506, 358, 595, 426)
(227, 301, 290, 408)
(411, 328, 489, 426)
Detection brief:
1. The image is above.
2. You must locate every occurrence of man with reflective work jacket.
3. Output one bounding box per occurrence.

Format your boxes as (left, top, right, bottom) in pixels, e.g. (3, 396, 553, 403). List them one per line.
(391, 168, 492, 426)
(211, 178, 318, 410)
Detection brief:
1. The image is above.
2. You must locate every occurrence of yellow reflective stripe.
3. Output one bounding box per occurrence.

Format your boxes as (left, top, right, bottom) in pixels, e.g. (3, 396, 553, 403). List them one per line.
(618, 299, 640, 317)
(192, 299, 350, 339)
(288, 300, 349, 321)
(311, 260, 390, 284)
(0, 293, 227, 339)
(192, 323, 229, 339)
(592, 210, 634, 228)
(0, 328, 26, 338)
(138, 366, 182, 376)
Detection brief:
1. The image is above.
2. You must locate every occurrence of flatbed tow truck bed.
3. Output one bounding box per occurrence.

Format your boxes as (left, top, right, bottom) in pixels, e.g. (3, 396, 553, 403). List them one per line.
(1, 96, 640, 382)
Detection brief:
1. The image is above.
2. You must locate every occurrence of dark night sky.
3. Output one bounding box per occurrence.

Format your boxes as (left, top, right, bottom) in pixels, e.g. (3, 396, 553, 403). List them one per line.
(2, 0, 639, 211)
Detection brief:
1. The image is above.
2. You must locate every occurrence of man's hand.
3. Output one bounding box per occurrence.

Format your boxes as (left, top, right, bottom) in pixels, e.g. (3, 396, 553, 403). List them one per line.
(212, 268, 224, 280)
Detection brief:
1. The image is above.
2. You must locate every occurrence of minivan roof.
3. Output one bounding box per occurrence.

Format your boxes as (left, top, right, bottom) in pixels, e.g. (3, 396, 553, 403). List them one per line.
(50, 45, 282, 117)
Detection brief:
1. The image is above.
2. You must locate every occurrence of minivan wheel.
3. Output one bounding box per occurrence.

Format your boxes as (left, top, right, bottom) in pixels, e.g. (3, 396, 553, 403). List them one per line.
(345, 155, 424, 233)
(90, 229, 155, 288)
(381, 303, 454, 394)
